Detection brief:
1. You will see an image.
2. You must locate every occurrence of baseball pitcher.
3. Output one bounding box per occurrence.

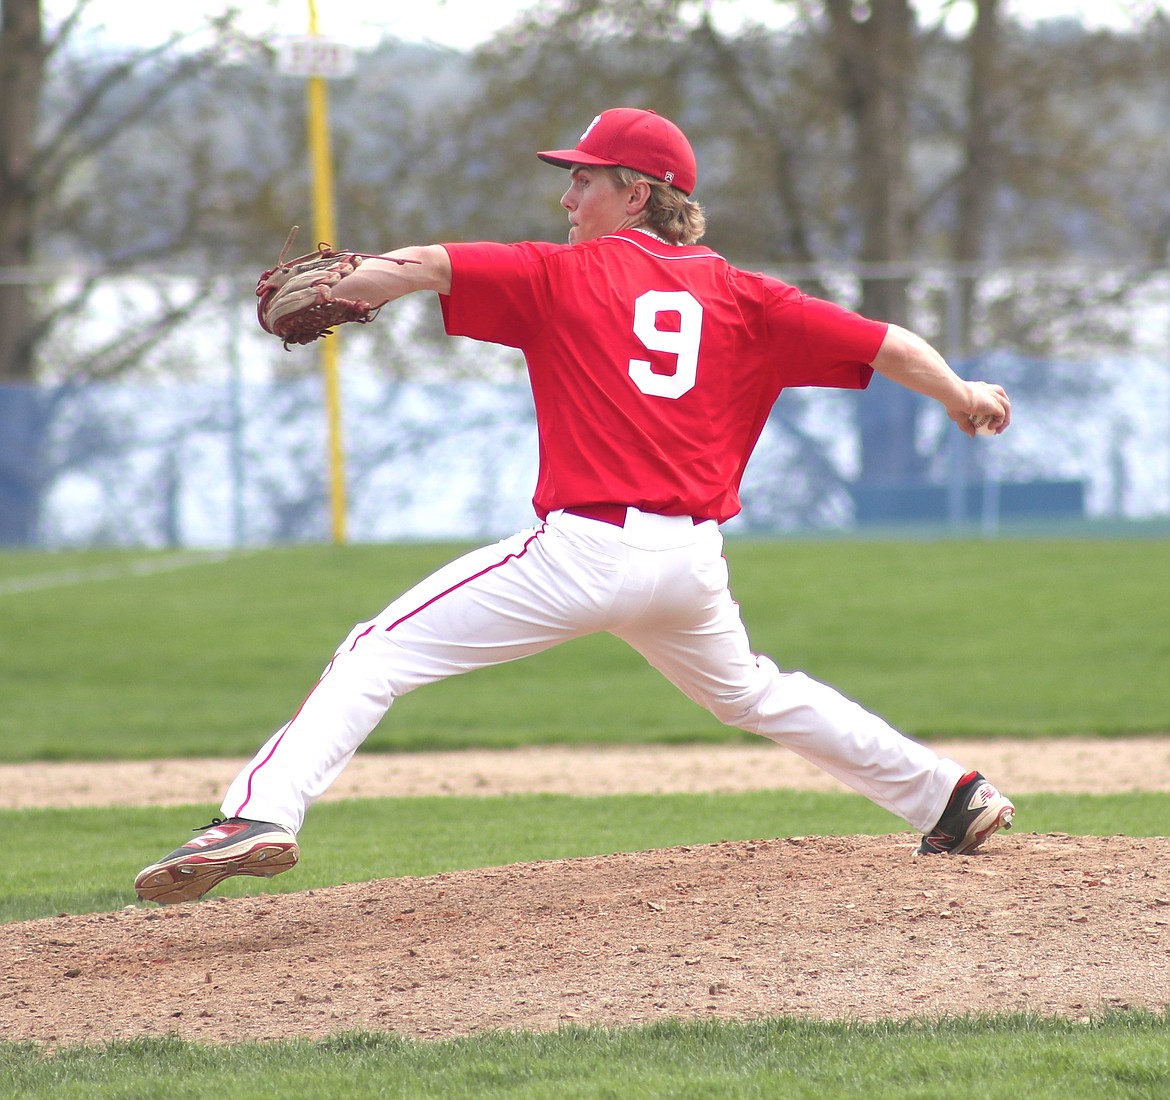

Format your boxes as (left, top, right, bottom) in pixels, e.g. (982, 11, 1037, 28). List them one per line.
(136, 108, 1014, 905)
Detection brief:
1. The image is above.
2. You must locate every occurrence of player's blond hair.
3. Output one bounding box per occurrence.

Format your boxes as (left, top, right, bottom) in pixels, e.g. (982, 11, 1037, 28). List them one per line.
(608, 166, 706, 245)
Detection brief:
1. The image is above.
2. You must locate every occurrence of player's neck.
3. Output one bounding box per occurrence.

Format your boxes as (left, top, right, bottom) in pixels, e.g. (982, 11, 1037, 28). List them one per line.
(629, 226, 674, 246)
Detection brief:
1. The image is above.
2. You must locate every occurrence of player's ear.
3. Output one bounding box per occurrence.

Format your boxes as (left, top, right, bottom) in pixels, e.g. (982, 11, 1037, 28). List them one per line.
(627, 180, 651, 214)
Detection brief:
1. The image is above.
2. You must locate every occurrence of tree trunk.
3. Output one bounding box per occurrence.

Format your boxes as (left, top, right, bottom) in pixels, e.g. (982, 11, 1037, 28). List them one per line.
(0, 0, 44, 383)
(825, 0, 925, 488)
(953, 0, 1001, 354)
(954, 0, 1001, 334)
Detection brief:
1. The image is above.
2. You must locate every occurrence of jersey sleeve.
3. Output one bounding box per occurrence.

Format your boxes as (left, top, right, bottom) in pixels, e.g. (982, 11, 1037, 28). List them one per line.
(761, 276, 885, 389)
(439, 240, 562, 348)
(800, 296, 886, 386)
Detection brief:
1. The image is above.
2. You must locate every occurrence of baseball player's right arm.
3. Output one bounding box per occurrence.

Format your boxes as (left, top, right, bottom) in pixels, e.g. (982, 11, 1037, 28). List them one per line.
(330, 245, 453, 307)
(871, 324, 1011, 435)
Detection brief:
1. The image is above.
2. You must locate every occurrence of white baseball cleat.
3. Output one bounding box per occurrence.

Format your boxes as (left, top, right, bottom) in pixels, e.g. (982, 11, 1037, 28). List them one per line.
(134, 817, 299, 904)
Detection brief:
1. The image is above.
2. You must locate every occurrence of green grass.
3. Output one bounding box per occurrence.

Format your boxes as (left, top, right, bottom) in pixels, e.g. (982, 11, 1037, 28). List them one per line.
(1, 537, 1168, 761)
(3, 537, 1169, 1094)
(3, 790, 1167, 925)
(3, 1013, 1169, 1098)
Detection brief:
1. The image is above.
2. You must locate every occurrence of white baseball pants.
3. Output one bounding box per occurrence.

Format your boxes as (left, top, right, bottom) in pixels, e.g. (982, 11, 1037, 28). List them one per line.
(223, 509, 963, 834)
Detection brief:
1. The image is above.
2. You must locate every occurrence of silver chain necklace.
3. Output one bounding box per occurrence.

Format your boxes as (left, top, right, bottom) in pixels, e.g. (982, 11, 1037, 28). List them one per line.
(632, 226, 672, 245)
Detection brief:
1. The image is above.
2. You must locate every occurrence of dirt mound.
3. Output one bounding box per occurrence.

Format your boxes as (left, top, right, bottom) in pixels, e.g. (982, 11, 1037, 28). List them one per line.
(4, 833, 1168, 1045)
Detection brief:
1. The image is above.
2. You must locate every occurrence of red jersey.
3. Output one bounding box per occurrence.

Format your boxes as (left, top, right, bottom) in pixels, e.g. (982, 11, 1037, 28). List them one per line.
(440, 229, 883, 523)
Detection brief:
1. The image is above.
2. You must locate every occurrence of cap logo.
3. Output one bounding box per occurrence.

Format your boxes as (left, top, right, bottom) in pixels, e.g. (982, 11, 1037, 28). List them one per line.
(664, 171, 675, 183)
(579, 114, 602, 143)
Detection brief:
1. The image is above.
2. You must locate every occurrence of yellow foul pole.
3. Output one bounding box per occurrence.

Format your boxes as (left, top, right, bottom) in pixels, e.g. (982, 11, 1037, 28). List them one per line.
(306, 0, 347, 544)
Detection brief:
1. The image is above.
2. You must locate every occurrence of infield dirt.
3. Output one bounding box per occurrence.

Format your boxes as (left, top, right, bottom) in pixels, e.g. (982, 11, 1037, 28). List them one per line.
(3, 738, 1169, 1045)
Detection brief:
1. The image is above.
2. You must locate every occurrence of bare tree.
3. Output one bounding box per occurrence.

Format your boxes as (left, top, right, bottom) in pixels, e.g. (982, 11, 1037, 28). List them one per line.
(0, 1, 268, 542)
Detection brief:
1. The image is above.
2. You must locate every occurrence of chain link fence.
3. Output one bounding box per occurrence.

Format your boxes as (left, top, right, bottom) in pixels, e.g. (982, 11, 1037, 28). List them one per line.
(2, 267, 1168, 549)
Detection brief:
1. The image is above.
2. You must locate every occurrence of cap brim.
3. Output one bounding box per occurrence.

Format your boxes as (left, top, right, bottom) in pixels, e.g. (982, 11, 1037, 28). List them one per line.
(537, 149, 621, 171)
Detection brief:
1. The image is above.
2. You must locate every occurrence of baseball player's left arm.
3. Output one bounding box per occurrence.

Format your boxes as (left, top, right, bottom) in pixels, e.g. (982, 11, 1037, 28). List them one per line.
(871, 324, 1011, 436)
(331, 245, 453, 307)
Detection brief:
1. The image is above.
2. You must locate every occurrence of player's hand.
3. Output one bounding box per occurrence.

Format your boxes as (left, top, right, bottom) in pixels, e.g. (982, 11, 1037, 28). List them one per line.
(949, 382, 1011, 436)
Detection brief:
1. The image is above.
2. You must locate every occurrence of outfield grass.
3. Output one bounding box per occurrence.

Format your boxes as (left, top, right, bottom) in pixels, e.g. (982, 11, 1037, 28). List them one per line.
(1, 537, 1168, 762)
(3, 1014, 1169, 1099)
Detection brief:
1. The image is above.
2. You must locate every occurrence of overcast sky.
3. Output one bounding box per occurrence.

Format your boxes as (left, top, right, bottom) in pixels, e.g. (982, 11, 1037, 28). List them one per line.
(50, 0, 1152, 53)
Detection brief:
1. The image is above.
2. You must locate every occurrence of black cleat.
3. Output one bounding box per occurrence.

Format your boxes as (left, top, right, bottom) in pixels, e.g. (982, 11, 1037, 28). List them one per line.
(918, 772, 1015, 855)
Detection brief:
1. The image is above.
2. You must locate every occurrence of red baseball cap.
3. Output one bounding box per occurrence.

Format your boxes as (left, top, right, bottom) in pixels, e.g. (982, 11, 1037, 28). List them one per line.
(537, 108, 697, 196)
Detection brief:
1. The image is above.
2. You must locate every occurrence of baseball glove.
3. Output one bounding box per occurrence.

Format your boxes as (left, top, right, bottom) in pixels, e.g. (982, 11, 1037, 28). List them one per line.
(255, 227, 416, 348)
